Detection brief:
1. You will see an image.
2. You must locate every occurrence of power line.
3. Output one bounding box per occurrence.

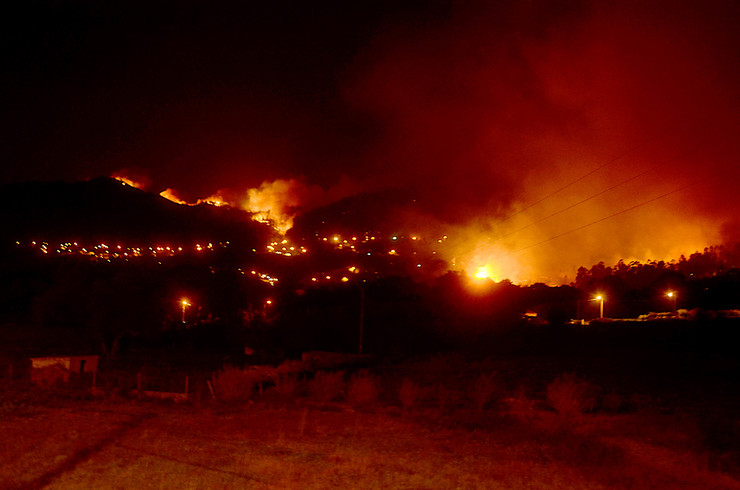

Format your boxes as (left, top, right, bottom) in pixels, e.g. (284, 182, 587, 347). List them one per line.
(506, 177, 713, 255)
(497, 162, 666, 240)
(495, 140, 707, 241)
(500, 135, 664, 223)
(437, 134, 670, 258)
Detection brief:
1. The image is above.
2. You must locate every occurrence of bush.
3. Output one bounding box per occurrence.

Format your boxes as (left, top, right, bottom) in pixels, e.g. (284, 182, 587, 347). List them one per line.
(435, 384, 462, 412)
(471, 372, 498, 411)
(213, 366, 259, 401)
(347, 371, 379, 406)
(274, 373, 301, 397)
(276, 359, 306, 375)
(546, 373, 596, 416)
(505, 387, 537, 420)
(307, 370, 345, 403)
(600, 390, 624, 413)
(398, 378, 421, 409)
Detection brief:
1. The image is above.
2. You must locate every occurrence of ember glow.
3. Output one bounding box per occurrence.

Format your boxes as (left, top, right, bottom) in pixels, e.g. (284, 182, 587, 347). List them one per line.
(24, 2, 736, 284)
(242, 178, 335, 234)
(113, 175, 145, 190)
(159, 188, 189, 205)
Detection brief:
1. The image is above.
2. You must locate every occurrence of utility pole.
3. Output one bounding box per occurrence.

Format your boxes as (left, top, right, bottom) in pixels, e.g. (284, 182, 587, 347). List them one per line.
(358, 283, 365, 355)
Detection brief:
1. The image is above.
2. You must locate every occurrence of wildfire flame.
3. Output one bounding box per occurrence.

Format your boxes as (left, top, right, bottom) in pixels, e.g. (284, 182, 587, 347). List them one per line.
(112, 175, 145, 189)
(159, 188, 189, 205)
(196, 193, 227, 207)
(474, 266, 490, 280)
(242, 179, 326, 234)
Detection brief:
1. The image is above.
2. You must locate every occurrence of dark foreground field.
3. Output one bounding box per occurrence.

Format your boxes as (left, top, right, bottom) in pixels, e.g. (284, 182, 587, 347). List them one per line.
(1, 322, 739, 489)
(1, 398, 738, 489)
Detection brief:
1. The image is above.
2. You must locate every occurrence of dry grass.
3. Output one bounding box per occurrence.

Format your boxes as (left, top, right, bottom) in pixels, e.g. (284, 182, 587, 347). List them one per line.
(347, 371, 379, 406)
(2, 357, 739, 489)
(546, 372, 597, 416)
(398, 378, 421, 409)
(274, 373, 301, 397)
(307, 371, 345, 403)
(212, 366, 260, 401)
(3, 400, 737, 490)
(471, 372, 498, 411)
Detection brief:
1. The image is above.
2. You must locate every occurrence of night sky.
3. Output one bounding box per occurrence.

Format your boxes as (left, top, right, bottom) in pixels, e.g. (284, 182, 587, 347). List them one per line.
(2, 1, 739, 282)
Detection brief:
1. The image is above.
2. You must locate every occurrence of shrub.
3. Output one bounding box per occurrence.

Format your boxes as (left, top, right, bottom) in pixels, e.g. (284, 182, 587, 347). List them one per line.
(347, 371, 379, 406)
(276, 359, 306, 375)
(398, 378, 421, 409)
(274, 373, 301, 397)
(546, 373, 596, 415)
(213, 366, 259, 401)
(471, 372, 498, 411)
(307, 370, 345, 403)
(600, 390, 624, 413)
(435, 384, 462, 412)
(505, 387, 537, 420)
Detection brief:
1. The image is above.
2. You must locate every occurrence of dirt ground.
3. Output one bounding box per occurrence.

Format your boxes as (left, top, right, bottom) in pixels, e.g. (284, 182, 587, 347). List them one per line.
(1, 394, 739, 489)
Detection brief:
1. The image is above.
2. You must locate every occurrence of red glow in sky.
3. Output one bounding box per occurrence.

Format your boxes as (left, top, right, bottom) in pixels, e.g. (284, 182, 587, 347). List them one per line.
(2, 1, 738, 282)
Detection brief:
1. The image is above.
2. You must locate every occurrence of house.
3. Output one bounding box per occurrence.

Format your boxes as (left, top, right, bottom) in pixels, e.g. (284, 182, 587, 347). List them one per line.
(30, 355, 99, 386)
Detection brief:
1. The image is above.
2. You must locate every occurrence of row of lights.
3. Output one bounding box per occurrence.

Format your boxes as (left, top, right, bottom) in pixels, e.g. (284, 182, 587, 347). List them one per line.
(20, 240, 227, 258)
(266, 238, 307, 256)
(310, 266, 360, 284)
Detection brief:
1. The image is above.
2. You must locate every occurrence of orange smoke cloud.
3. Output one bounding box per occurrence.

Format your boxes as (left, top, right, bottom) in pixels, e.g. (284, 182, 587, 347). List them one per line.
(152, 177, 357, 235)
(341, 1, 740, 283)
(242, 177, 357, 234)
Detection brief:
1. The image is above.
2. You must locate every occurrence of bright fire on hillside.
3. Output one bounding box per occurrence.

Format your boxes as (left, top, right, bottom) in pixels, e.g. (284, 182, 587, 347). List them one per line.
(134, 175, 298, 234)
(113, 174, 145, 189)
(113, 170, 727, 285)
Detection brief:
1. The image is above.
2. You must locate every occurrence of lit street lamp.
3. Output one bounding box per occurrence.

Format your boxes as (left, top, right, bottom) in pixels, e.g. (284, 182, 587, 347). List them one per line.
(181, 299, 190, 323)
(666, 291, 677, 313)
(594, 294, 605, 318)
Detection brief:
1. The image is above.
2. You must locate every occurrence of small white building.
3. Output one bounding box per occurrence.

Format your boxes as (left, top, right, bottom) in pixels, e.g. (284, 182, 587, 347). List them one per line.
(30, 355, 99, 386)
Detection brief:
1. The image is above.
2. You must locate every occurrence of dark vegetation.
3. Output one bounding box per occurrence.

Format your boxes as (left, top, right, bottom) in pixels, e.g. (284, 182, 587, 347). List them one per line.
(0, 179, 739, 487)
(0, 177, 272, 246)
(1, 178, 739, 364)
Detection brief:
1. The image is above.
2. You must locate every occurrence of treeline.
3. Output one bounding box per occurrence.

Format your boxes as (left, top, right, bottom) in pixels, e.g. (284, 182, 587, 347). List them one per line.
(573, 244, 740, 318)
(3, 237, 739, 363)
(574, 244, 740, 290)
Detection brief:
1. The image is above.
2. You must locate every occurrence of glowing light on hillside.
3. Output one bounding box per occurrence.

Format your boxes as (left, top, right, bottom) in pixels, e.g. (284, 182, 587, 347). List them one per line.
(468, 261, 505, 282)
(475, 266, 490, 279)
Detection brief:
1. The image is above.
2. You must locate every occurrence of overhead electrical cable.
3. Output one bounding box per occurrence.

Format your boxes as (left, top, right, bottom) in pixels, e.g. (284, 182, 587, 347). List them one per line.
(500, 135, 664, 223)
(497, 163, 666, 240)
(506, 177, 713, 255)
(495, 141, 708, 241)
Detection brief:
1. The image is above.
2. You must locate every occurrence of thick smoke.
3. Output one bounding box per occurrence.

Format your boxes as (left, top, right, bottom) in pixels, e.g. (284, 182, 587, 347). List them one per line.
(242, 177, 359, 232)
(335, 0, 740, 282)
(104, 2, 740, 283)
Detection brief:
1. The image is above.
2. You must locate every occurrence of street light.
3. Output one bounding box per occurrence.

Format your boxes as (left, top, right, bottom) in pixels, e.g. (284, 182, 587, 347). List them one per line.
(666, 291, 677, 313)
(594, 294, 605, 318)
(180, 298, 190, 323)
